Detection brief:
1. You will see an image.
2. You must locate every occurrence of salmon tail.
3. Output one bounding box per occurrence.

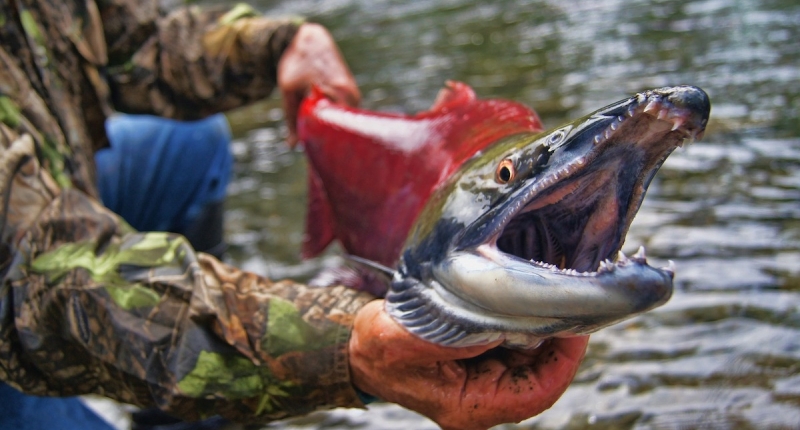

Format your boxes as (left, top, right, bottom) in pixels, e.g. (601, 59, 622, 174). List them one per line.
(301, 163, 336, 259)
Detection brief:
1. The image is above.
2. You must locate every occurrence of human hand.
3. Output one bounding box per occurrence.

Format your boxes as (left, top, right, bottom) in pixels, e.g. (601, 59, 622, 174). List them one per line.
(349, 300, 589, 430)
(277, 23, 361, 146)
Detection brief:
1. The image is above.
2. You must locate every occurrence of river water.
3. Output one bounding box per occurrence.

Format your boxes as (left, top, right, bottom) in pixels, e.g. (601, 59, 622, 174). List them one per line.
(207, 0, 800, 428)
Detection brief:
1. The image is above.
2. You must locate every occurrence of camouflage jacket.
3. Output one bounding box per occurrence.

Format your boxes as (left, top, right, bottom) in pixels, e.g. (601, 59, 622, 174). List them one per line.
(0, 0, 374, 423)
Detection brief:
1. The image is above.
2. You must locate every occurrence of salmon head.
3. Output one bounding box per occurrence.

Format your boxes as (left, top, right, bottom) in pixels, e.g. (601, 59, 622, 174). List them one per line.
(298, 83, 710, 349)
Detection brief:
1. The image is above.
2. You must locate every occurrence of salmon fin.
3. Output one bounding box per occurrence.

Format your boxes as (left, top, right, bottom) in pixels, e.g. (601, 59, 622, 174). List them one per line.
(429, 81, 476, 112)
(301, 164, 336, 259)
(309, 264, 390, 297)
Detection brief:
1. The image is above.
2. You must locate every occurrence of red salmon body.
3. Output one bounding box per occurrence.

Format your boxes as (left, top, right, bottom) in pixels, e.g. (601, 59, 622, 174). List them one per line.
(297, 81, 544, 266)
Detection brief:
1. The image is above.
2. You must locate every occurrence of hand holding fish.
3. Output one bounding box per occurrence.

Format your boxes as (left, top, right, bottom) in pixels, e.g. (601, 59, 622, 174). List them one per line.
(349, 300, 589, 430)
(278, 23, 361, 146)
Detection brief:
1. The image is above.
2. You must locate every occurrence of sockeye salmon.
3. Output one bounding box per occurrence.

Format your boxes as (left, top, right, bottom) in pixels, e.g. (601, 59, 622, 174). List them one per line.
(298, 82, 710, 348)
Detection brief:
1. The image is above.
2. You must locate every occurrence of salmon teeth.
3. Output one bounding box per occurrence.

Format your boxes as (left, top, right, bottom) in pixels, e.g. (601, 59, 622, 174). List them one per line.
(633, 246, 647, 262)
(661, 260, 677, 279)
(644, 100, 660, 113)
(597, 259, 616, 273)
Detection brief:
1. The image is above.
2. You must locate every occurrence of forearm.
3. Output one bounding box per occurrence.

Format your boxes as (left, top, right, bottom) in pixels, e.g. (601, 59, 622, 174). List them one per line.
(0, 130, 374, 423)
(105, 3, 302, 119)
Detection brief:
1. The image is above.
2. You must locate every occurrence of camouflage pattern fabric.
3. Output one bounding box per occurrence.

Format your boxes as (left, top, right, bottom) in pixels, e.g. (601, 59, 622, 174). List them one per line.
(0, 0, 374, 424)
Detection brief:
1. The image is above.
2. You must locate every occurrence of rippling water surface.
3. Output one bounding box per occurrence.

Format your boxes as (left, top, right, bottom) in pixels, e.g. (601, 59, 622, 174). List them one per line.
(206, 0, 800, 428)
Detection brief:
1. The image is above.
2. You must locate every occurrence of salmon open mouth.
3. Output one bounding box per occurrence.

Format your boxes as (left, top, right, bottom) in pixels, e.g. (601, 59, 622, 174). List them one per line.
(495, 86, 710, 276)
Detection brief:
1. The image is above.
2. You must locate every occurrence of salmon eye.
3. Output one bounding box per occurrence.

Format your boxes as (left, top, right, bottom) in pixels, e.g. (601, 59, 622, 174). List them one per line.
(496, 159, 516, 184)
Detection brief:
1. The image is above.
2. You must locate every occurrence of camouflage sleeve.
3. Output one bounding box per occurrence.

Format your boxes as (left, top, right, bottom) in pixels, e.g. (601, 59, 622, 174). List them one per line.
(104, 2, 301, 119)
(0, 128, 375, 423)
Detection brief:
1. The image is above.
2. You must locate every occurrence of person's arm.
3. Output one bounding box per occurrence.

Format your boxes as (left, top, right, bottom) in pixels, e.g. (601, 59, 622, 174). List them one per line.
(104, 2, 359, 143)
(104, 2, 296, 118)
(0, 130, 374, 423)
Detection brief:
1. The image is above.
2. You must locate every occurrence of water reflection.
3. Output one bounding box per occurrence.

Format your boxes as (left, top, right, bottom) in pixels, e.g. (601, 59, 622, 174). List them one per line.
(215, 0, 800, 428)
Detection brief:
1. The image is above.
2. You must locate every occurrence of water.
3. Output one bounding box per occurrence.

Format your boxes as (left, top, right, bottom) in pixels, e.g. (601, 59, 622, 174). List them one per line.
(213, 0, 800, 428)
